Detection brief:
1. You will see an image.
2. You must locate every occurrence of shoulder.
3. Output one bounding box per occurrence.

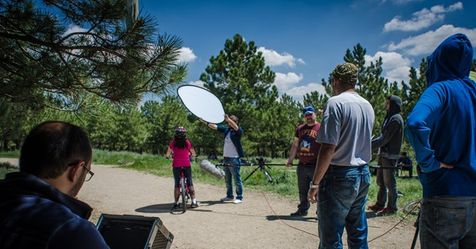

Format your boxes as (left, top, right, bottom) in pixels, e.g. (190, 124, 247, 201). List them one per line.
(50, 218, 109, 249)
(297, 124, 305, 130)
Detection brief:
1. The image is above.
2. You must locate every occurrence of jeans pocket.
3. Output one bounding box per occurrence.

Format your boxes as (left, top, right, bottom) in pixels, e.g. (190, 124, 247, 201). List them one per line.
(332, 175, 358, 200)
(431, 203, 467, 241)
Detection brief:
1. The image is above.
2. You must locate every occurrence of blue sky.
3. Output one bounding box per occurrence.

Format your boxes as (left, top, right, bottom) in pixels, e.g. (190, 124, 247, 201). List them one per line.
(140, 0, 476, 101)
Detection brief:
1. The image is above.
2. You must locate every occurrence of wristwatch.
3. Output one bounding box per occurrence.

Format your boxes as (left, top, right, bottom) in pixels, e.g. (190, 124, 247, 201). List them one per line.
(309, 182, 319, 189)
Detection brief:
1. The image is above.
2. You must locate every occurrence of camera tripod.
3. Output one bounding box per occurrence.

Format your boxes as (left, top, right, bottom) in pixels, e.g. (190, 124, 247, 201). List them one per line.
(243, 157, 284, 183)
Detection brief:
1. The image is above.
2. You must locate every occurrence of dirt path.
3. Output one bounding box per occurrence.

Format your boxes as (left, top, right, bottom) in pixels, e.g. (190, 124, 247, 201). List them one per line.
(1, 158, 419, 249)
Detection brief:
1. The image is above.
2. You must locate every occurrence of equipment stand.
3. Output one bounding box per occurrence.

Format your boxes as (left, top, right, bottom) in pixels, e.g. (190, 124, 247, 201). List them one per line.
(243, 157, 274, 183)
(411, 210, 421, 249)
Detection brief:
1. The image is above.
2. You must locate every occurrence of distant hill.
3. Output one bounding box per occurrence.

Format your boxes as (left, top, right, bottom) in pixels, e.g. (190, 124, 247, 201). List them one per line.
(471, 71, 476, 81)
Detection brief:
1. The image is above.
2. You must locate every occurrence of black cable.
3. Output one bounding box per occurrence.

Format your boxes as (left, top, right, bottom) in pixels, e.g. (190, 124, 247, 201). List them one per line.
(261, 192, 319, 238)
(368, 201, 420, 243)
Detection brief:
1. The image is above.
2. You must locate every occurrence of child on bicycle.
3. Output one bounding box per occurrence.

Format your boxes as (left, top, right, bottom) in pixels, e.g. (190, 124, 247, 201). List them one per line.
(165, 126, 198, 209)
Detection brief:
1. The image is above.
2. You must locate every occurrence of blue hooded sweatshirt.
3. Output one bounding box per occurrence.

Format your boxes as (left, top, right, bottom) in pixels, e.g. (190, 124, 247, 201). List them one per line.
(406, 33, 476, 198)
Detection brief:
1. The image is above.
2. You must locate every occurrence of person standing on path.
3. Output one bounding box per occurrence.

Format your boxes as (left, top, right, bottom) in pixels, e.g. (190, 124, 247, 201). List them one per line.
(308, 63, 375, 249)
(202, 114, 245, 204)
(406, 33, 476, 249)
(368, 95, 404, 216)
(286, 106, 321, 216)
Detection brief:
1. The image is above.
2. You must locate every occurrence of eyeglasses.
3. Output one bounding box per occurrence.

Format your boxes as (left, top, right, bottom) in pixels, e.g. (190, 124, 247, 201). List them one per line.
(82, 164, 94, 182)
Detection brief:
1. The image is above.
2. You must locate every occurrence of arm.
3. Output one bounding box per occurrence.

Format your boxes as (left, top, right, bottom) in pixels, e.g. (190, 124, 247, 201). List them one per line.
(308, 143, 336, 203)
(225, 114, 239, 131)
(165, 147, 172, 159)
(286, 137, 299, 167)
(199, 118, 217, 130)
(406, 84, 450, 172)
(190, 148, 197, 157)
(372, 118, 401, 149)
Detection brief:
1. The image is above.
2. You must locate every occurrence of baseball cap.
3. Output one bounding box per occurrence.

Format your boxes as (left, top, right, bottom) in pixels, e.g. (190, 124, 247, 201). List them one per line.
(303, 106, 315, 115)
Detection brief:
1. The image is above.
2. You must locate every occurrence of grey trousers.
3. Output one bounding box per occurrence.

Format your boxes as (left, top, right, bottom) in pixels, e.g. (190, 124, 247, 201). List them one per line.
(376, 157, 398, 210)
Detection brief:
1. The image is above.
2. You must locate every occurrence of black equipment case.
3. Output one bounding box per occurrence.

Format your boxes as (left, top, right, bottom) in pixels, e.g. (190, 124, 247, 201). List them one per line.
(96, 214, 174, 249)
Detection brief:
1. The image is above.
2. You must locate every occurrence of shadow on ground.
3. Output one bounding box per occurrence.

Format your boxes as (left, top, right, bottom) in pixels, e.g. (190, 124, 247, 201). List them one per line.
(135, 200, 227, 214)
(266, 215, 317, 222)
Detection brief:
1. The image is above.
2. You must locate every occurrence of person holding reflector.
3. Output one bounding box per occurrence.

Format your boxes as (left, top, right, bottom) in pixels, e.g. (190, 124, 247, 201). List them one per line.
(177, 85, 245, 204)
(202, 115, 245, 204)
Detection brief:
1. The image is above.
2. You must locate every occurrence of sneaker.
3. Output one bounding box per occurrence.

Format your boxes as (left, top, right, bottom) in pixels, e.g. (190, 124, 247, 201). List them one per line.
(290, 209, 308, 216)
(376, 207, 397, 216)
(233, 199, 243, 204)
(172, 203, 180, 209)
(220, 197, 234, 202)
(191, 201, 199, 208)
(368, 204, 384, 213)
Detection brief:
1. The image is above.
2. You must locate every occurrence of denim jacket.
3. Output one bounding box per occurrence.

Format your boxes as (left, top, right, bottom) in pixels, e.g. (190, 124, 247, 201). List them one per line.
(217, 124, 245, 158)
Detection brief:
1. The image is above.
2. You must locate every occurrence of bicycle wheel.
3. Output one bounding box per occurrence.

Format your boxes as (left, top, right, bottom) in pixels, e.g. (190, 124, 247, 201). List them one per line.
(180, 177, 187, 212)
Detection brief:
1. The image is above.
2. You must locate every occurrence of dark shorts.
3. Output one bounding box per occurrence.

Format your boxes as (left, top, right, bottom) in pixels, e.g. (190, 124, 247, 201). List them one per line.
(173, 167, 193, 188)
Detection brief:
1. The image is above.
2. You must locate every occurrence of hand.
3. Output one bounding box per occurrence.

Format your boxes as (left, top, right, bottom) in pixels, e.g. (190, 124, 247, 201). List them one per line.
(308, 187, 318, 204)
(440, 162, 454, 169)
(224, 114, 230, 122)
(286, 160, 292, 167)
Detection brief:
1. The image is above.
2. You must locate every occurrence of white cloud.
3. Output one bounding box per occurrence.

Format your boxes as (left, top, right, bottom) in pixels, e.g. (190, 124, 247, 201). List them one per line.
(63, 24, 88, 36)
(365, 51, 412, 83)
(382, 0, 424, 5)
(383, 2, 463, 32)
(273, 72, 303, 92)
(286, 83, 327, 101)
(388, 24, 476, 56)
(258, 47, 305, 67)
(177, 47, 197, 63)
(188, 80, 205, 87)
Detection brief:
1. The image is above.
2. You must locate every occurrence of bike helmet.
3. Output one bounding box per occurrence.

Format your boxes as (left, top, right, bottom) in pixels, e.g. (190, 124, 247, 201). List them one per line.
(175, 126, 187, 139)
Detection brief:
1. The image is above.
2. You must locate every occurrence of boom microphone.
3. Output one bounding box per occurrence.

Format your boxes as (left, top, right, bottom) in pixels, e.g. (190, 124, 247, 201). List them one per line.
(199, 160, 225, 179)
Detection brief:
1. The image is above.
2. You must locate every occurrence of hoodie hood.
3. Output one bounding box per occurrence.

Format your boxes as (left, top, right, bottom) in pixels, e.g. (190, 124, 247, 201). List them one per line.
(387, 95, 402, 116)
(426, 33, 473, 86)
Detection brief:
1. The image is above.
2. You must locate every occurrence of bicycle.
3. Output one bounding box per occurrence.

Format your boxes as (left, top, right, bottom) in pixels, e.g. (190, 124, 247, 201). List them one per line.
(172, 166, 191, 214)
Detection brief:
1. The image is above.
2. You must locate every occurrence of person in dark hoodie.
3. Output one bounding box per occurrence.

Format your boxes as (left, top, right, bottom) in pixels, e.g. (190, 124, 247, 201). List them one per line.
(0, 121, 110, 249)
(368, 95, 404, 216)
(406, 33, 476, 249)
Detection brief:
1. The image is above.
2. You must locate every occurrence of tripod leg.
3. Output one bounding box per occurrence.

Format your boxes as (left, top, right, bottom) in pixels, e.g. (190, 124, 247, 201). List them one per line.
(262, 166, 273, 183)
(411, 210, 421, 249)
(243, 166, 260, 182)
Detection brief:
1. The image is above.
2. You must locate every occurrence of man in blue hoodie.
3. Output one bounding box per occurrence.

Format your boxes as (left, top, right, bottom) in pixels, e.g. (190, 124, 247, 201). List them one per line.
(406, 33, 476, 249)
(0, 121, 110, 249)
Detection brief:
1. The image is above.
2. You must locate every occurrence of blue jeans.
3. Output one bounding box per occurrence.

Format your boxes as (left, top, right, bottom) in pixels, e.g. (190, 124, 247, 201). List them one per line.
(223, 157, 243, 200)
(420, 197, 476, 249)
(318, 165, 370, 249)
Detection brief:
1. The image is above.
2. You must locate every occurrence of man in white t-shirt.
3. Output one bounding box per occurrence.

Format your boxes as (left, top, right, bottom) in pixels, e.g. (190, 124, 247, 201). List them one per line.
(308, 63, 375, 249)
(203, 114, 244, 204)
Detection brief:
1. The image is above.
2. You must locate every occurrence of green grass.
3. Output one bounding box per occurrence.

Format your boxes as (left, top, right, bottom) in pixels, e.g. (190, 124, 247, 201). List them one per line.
(0, 151, 20, 158)
(0, 162, 16, 180)
(470, 71, 476, 81)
